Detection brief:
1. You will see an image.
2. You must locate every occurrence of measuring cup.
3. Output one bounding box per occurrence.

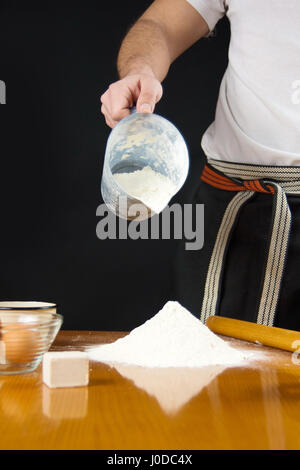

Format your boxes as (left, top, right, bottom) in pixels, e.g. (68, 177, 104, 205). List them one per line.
(101, 109, 189, 220)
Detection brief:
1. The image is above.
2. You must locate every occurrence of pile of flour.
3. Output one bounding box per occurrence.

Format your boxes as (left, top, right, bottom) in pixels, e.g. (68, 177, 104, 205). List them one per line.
(87, 301, 249, 368)
(113, 166, 176, 214)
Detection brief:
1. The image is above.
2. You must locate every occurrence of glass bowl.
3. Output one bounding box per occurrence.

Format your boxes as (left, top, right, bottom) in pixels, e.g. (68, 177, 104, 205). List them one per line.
(0, 301, 56, 313)
(0, 312, 63, 375)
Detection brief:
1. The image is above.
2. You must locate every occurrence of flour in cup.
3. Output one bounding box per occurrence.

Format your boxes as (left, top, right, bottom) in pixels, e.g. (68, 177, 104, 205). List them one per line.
(113, 166, 176, 214)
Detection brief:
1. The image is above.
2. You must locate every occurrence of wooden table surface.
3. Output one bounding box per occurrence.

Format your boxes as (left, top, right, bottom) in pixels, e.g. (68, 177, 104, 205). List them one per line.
(1, 330, 300, 450)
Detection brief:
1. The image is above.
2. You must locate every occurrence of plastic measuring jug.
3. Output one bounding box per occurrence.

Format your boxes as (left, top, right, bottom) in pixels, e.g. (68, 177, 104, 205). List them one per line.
(101, 109, 189, 220)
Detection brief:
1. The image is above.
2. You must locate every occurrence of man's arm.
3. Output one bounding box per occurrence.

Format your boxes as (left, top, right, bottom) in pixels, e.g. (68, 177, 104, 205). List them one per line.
(118, 0, 209, 80)
(101, 0, 209, 127)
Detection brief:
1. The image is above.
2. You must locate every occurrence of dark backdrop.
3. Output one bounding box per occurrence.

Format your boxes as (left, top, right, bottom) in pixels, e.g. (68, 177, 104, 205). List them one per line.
(0, 1, 230, 330)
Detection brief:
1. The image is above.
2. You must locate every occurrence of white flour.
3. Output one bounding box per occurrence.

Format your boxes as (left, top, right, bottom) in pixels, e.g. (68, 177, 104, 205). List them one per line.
(113, 165, 176, 214)
(87, 301, 249, 368)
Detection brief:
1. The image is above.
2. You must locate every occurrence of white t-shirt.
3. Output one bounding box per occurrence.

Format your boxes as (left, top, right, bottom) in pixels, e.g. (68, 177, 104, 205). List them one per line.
(187, 0, 300, 166)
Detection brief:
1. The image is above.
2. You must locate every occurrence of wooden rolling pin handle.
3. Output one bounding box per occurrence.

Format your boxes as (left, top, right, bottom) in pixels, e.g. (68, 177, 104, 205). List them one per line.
(206, 315, 300, 353)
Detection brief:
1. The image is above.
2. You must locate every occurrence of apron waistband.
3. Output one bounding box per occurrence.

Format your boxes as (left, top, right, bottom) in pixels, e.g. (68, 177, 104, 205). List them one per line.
(200, 158, 300, 326)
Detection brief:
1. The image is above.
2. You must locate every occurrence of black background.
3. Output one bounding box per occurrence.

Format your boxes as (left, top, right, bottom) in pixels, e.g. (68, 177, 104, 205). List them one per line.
(0, 1, 230, 330)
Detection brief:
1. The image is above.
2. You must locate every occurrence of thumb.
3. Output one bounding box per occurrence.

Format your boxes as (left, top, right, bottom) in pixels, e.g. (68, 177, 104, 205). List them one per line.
(136, 77, 162, 113)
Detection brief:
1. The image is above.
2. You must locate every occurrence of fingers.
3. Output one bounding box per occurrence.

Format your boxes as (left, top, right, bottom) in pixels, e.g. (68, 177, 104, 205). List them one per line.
(100, 74, 163, 128)
(136, 76, 163, 114)
(101, 103, 117, 128)
(107, 82, 133, 120)
(100, 88, 131, 128)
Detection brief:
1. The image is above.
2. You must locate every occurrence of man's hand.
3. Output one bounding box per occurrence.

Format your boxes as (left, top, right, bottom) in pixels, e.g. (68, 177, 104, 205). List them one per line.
(100, 72, 163, 128)
(100, 0, 209, 128)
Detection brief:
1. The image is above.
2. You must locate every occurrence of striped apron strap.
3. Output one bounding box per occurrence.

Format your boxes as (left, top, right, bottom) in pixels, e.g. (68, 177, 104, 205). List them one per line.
(200, 158, 300, 326)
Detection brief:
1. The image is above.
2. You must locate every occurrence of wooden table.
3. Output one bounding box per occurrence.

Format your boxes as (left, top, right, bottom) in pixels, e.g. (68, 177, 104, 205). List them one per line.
(0, 330, 300, 450)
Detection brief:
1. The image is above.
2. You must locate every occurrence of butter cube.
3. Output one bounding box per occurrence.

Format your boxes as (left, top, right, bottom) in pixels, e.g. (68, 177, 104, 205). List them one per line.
(0, 340, 6, 364)
(42, 351, 89, 388)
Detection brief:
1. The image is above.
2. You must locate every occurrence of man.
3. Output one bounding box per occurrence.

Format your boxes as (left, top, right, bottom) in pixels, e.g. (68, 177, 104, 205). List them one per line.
(101, 0, 300, 330)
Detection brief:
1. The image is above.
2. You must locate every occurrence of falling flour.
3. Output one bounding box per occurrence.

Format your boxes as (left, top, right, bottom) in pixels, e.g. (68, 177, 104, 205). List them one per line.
(113, 165, 176, 214)
(87, 301, 250, 368)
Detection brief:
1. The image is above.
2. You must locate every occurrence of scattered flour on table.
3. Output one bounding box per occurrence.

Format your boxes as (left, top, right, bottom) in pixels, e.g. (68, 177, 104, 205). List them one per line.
(87, 301, 251, 368)
(113, 165, 176, 214)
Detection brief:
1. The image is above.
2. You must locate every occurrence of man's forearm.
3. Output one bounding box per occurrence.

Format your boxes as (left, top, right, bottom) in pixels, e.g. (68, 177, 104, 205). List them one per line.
(101, 0, 209, 126)
(117, 19, 172, 82)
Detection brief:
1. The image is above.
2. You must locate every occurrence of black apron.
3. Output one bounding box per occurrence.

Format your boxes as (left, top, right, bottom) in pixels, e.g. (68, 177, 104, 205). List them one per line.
(173, 155, 300, 331)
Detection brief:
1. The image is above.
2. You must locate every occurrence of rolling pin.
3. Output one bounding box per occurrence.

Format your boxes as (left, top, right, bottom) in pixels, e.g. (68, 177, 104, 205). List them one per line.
(206, 315, 300, 353)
